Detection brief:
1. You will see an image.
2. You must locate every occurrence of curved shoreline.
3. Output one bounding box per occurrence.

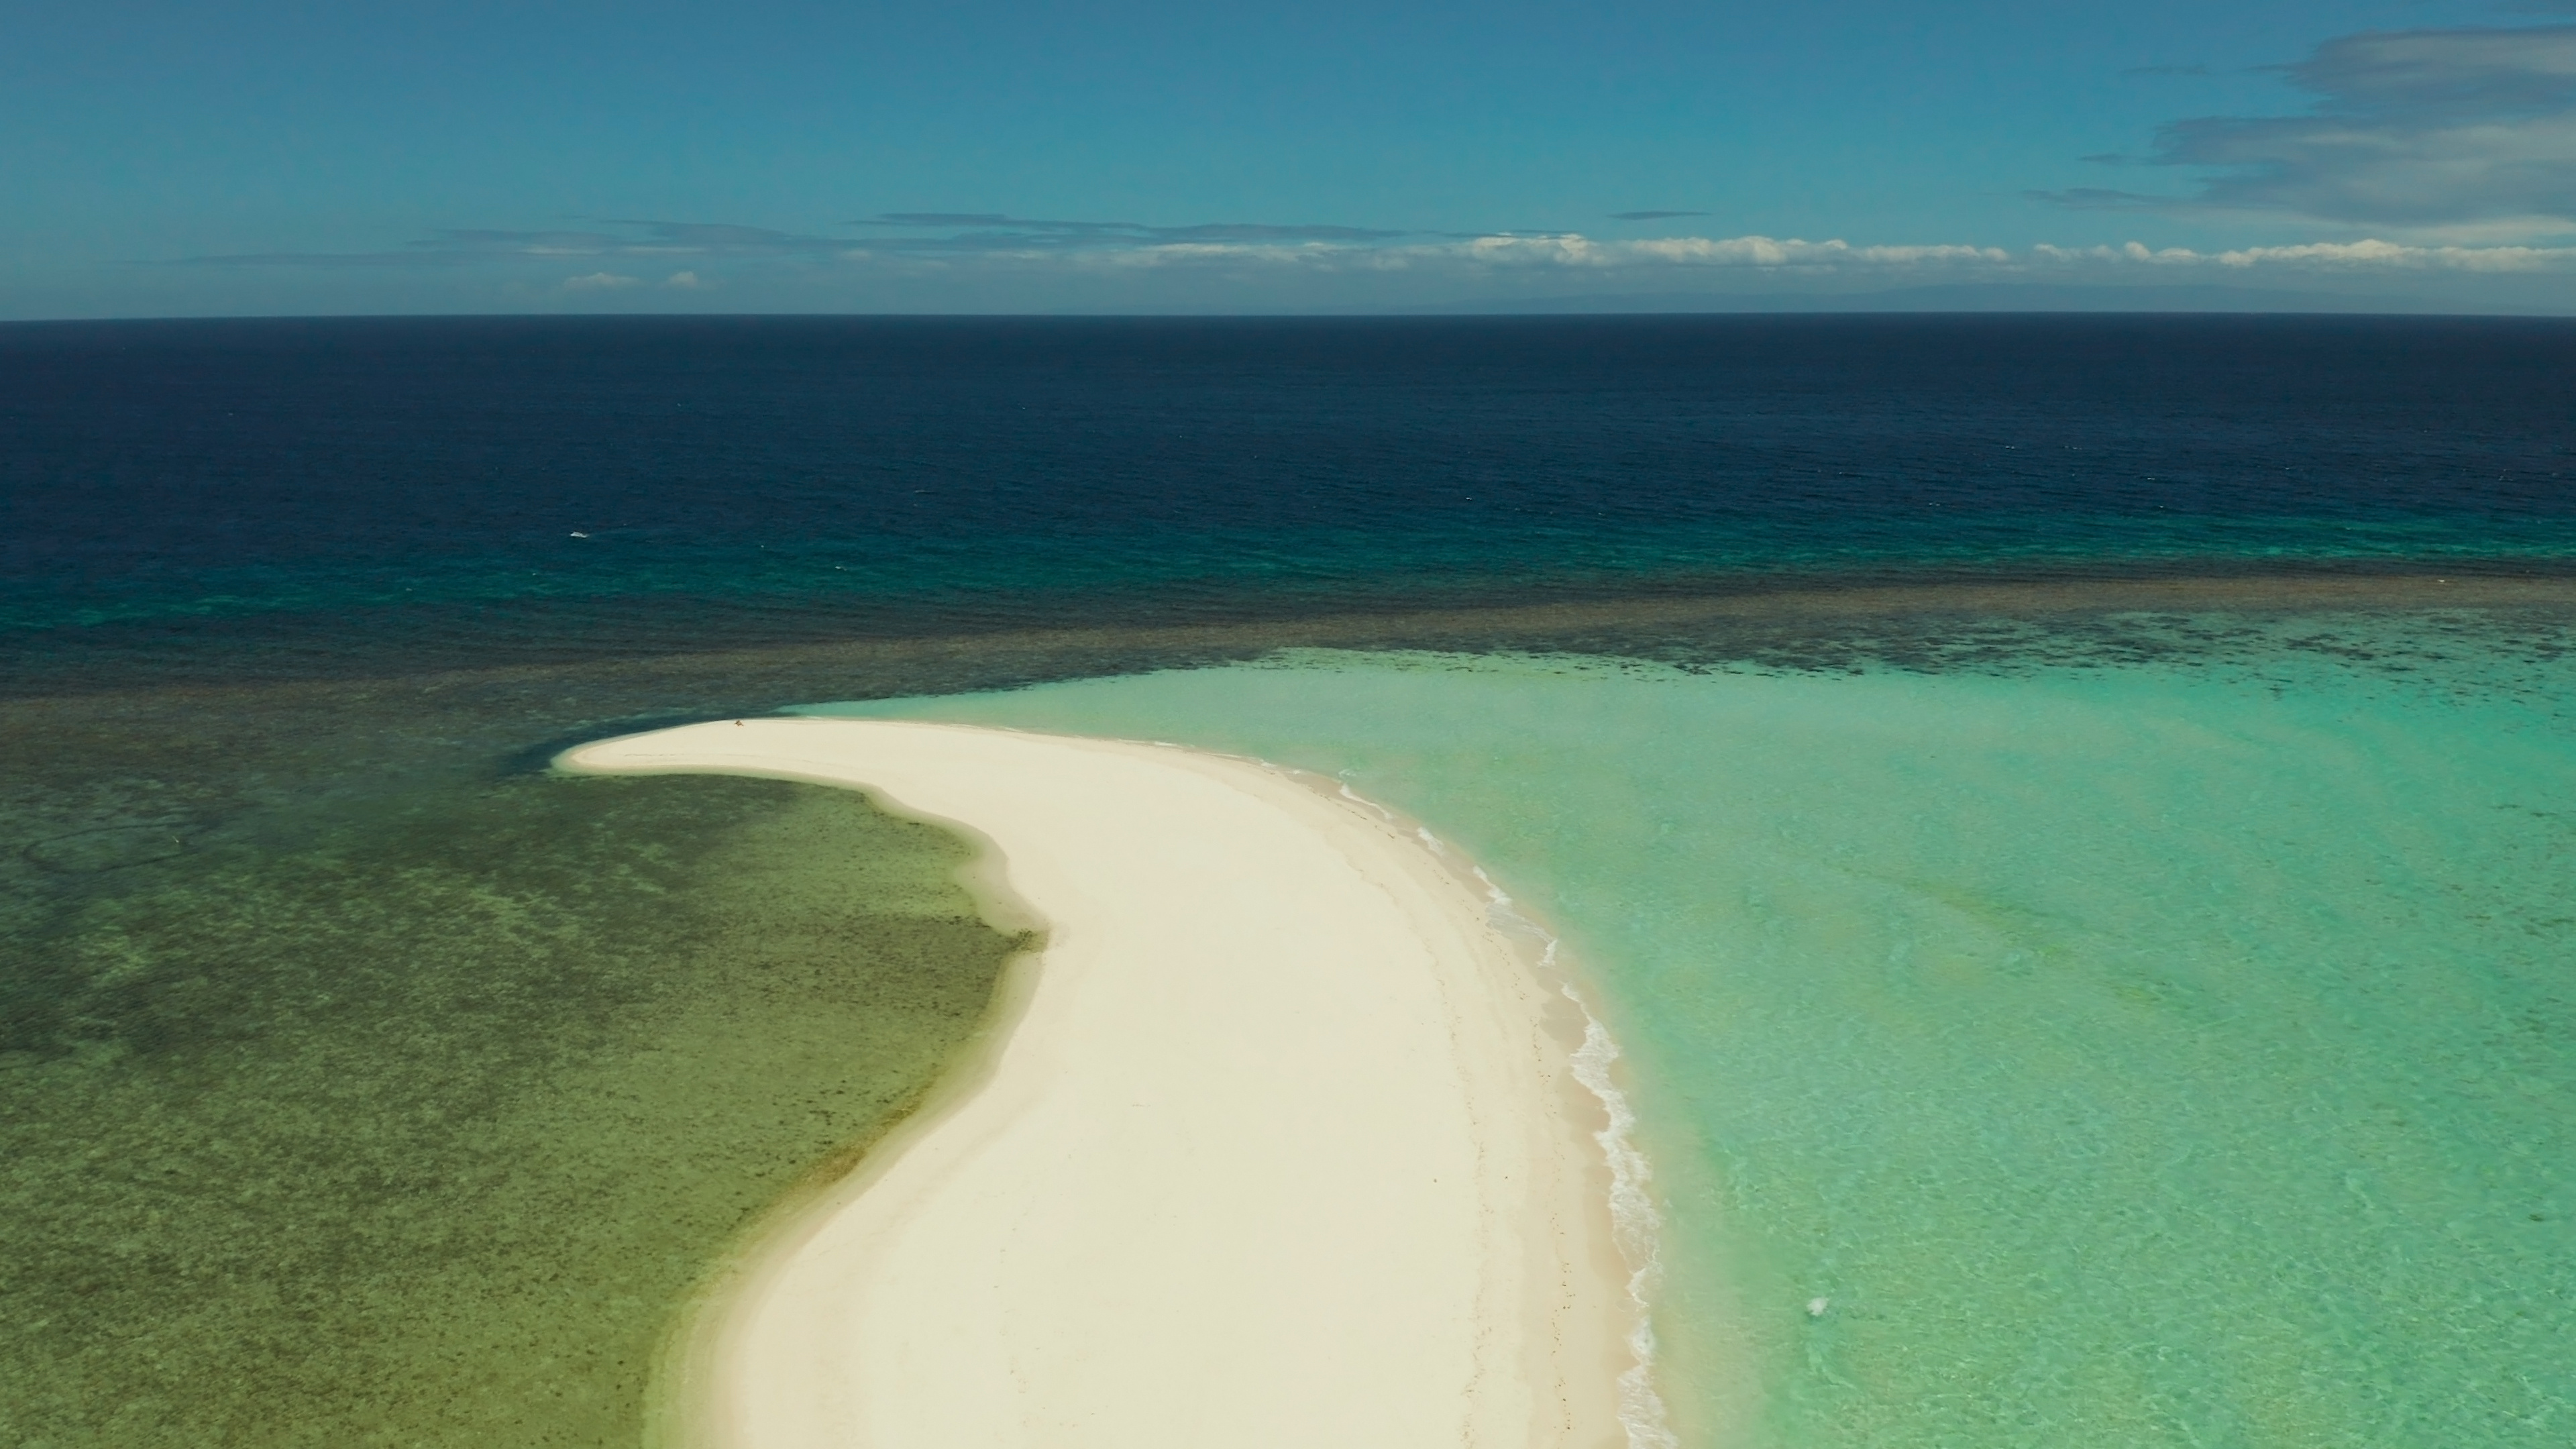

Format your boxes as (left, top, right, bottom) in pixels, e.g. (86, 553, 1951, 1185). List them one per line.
(561, 718, 1642, 1449)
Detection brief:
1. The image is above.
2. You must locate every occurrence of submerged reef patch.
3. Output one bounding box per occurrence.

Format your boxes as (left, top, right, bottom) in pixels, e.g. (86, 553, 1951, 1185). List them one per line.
(0, 767, 1024, 1446)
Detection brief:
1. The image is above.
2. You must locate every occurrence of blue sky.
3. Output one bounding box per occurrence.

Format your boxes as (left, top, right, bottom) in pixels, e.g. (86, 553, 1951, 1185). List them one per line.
(8, 1, 2576, 315)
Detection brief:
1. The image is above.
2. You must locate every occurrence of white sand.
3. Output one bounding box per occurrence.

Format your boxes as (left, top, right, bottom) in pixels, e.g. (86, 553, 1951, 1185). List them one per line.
(561, 718, 1632, 1449)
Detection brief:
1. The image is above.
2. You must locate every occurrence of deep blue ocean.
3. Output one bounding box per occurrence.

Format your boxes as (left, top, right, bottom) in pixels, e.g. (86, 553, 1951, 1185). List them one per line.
(5, 316, 2573, 1448)
(7, 315, 2574, 688)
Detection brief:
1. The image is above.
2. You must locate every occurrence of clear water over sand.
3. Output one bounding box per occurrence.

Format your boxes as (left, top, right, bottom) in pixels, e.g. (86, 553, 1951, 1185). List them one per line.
(816, 617, 2576, 1447)
(1, 768, 1026, 1446)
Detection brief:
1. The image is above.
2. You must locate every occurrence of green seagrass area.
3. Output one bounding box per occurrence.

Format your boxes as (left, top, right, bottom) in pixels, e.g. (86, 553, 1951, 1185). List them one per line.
(1, 767, 1028, 1448)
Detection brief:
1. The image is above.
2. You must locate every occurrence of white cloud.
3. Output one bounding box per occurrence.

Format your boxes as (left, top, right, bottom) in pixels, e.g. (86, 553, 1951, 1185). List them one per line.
(2054, 25, 2576, 233)
(2030, 237, 2576, 270)
(179, 213, 2576, 309)
(934, 231, 2576, 278)
(978, 233, 2021, 276)
(1456, 234, 2012, 268)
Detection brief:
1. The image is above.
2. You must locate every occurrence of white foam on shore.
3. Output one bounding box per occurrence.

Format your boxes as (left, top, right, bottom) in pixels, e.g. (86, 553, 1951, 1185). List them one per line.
(1466, 868, 1678, 1449)
(1337, 777, 1398, 821)
(1562, 975, 1680, 1449)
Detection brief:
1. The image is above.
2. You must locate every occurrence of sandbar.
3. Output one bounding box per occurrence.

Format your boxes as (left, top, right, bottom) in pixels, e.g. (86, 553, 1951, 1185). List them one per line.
(559, 718, 1636, 1449)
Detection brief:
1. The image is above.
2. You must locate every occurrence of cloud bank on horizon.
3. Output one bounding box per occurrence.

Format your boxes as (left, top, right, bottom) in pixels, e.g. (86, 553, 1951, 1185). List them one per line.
(6, 3, 2575, 316)
(180, 217, 2576, 280)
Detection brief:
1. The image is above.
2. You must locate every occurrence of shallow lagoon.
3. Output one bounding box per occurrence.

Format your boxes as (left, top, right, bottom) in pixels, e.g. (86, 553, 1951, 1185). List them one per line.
(1, 765, 1026, 1447)
(820, 624, 2576, 1447)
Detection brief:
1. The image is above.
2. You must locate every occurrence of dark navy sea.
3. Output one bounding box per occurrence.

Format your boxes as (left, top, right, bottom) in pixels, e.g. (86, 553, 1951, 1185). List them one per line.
(9, 315, 2575, 686)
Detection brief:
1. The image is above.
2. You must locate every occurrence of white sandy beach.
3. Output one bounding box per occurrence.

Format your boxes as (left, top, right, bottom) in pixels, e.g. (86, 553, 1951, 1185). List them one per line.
(561, 718, 1632, 1449)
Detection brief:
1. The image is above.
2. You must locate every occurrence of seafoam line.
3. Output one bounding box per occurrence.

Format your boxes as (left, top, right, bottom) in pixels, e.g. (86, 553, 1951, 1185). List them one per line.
(1472, 865, 1677, 1449)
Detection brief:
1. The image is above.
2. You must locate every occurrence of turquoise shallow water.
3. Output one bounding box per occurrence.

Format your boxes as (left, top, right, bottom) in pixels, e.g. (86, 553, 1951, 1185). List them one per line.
(810, 622, 2576, 1448)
